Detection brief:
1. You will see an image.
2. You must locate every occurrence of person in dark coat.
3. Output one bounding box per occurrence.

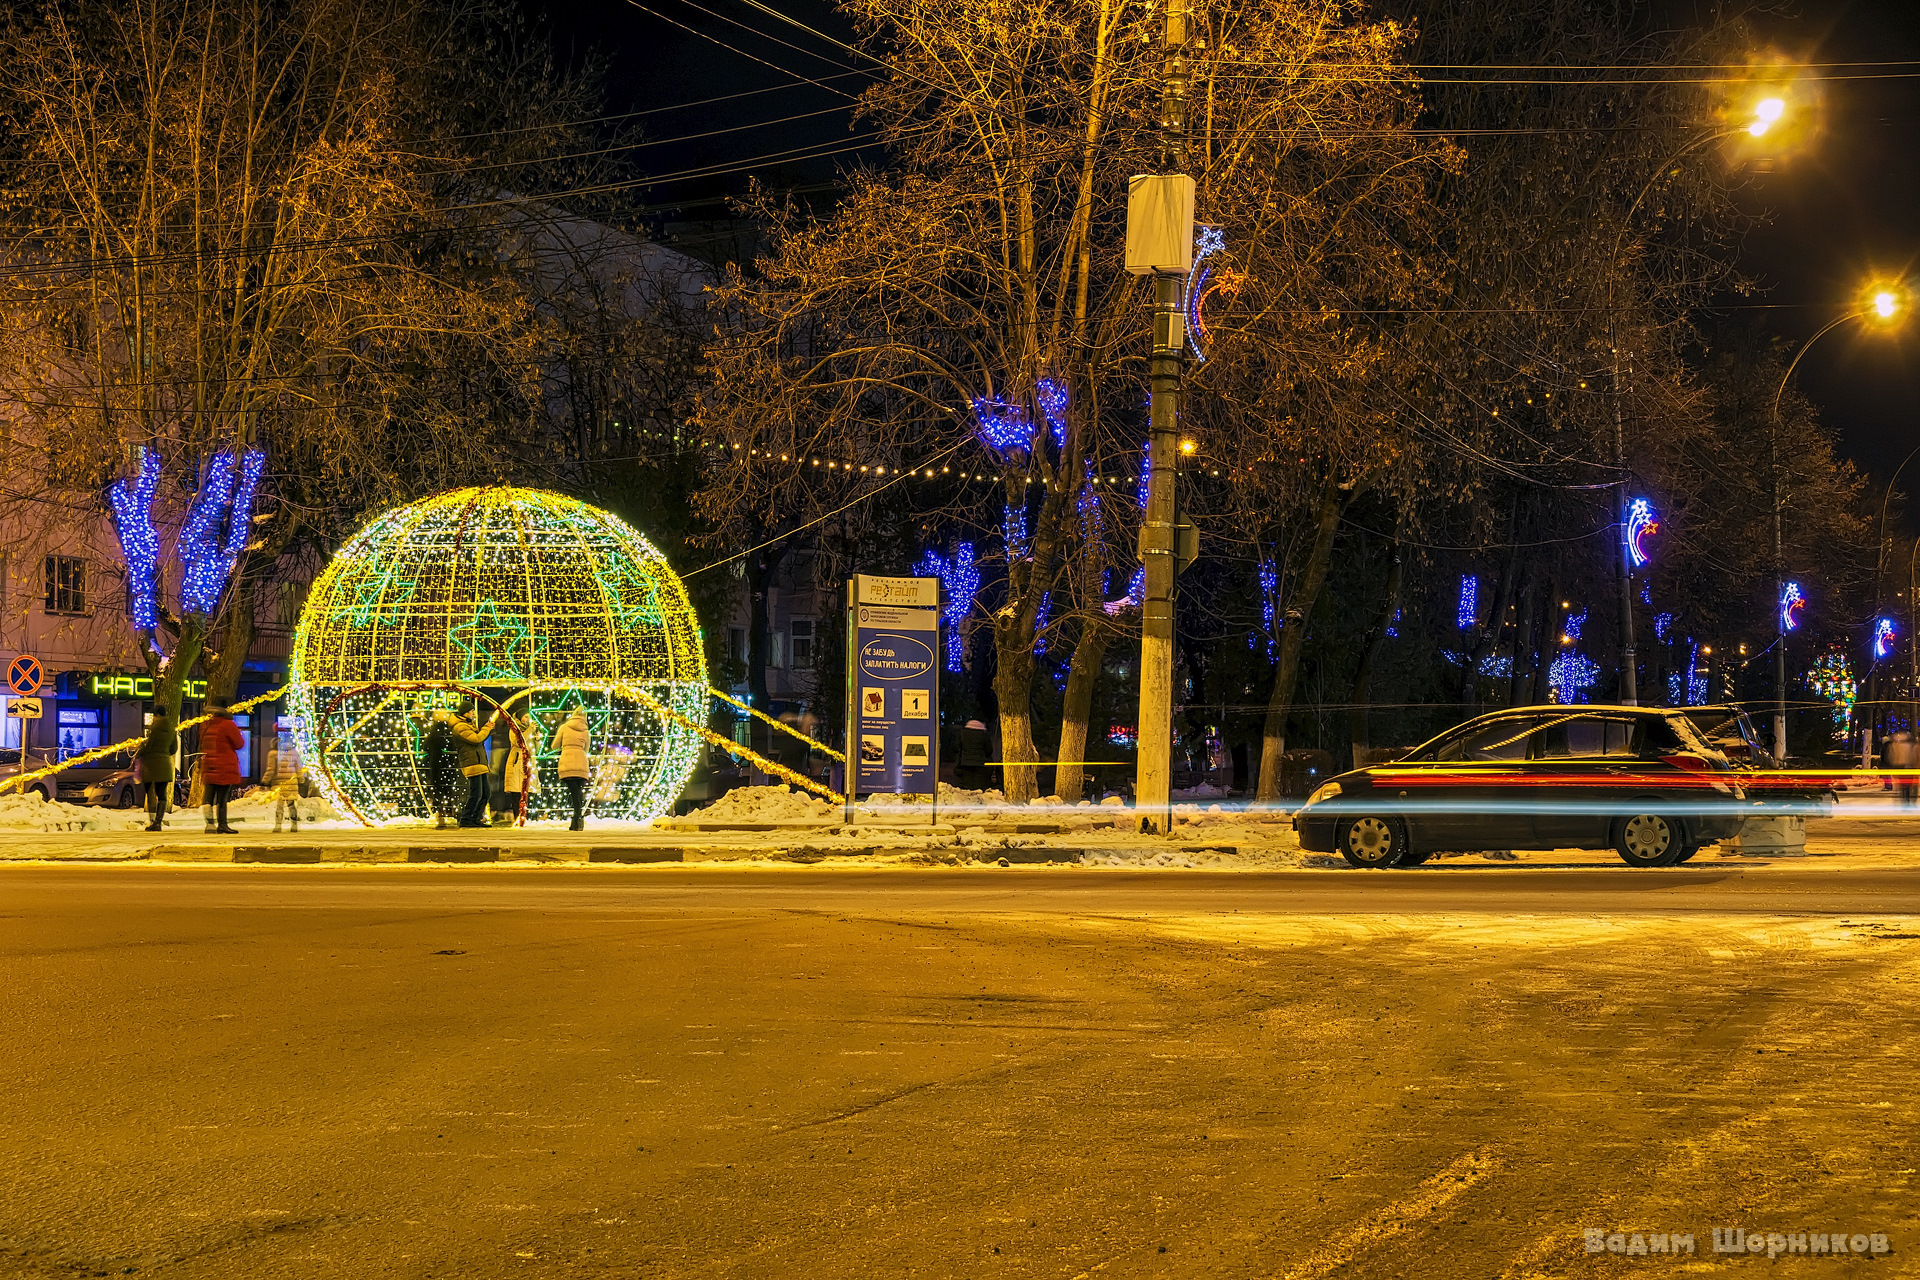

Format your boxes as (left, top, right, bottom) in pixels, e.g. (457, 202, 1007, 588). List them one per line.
(198, 699, 246, 834)
(421, 711, 463, 828)
(448, 705, 499, 828)
(135, 707, 177, 832)
(957, 718, 991, 791)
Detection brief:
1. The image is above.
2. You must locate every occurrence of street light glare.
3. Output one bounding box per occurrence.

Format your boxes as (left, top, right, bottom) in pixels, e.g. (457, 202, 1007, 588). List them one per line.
(1874, 291, 1899, 320)
(1749, 96, 1786, 136)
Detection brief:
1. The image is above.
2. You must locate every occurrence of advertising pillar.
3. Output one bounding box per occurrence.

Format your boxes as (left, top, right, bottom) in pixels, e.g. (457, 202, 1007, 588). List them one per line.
(845, 575, 941, 824)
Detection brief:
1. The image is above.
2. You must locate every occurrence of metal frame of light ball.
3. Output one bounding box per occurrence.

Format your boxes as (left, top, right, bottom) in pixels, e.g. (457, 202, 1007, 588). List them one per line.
(297, 678, 706, 828)
(285, 486, 709, 829)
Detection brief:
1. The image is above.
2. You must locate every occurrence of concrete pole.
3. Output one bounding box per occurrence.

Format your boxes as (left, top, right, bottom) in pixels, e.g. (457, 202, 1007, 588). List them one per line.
(1132, 0, 1189, 835)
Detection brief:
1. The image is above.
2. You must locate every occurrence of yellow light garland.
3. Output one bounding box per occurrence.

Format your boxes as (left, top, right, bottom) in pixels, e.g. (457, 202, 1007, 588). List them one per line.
(707, 687, 845, 763)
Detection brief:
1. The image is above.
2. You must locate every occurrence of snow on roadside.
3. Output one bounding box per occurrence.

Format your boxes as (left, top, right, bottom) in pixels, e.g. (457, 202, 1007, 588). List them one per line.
(690, 784, 836, 823)
(0, 793, 145, 832)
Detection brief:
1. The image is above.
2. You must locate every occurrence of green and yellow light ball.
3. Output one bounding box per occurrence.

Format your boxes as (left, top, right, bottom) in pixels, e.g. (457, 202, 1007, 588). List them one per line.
(286, 487, 707, 826)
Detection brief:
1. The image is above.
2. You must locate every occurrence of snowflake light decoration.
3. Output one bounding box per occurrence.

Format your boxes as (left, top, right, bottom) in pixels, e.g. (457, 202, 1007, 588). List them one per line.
(286, 488, 707, 827)
(1874, 618, 1896, 661)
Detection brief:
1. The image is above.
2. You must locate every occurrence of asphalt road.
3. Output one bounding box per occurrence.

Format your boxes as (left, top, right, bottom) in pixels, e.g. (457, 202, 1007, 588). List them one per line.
(3, 865, 1917, 1278)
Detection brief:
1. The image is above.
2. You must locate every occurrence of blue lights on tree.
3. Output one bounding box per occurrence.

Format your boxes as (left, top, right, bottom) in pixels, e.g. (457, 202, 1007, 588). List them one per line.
(1002, 503, 1030, 560)
(1257, 559, 1279, 659)
(973, 396, 1032, 452)
(913, 542, 979, 672)
(1036, 377, 1068, 451)
(1135, 440, 1151, 512)
(1105, 566, 1146, 617)
(1653, 612, 1674, 642)
(1563, 607, 1588, 642)
(1549, 650, 1600, 703)
(108, 449, 162, 634)
(179, 449, 267, 615)
(1457, 575, 1478, 630)
(108, 446, 266, 630)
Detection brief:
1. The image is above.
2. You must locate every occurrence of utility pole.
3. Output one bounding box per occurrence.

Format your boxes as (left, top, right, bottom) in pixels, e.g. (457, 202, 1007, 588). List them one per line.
(1126, 0, 1193, 835)
(1611, 355, 1637, 705)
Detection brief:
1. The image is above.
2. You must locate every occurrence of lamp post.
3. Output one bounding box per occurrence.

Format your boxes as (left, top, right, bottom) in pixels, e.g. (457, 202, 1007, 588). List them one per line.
(1769, 286, 1906, 762)
(1605, 97, 1786, 705)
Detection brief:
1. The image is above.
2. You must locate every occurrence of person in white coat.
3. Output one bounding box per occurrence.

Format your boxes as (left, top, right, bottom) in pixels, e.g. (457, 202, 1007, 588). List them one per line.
(554, 708, 592, 831)
(500, 711, 542, 819)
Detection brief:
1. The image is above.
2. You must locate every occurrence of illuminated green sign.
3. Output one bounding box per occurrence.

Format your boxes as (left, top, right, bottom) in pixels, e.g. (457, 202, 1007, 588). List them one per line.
(89, 674, 209, 700)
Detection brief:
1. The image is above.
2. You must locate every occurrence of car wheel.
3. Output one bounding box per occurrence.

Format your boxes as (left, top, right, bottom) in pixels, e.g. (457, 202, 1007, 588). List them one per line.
(118, 786, 136, 809)
(1615, 810, 1684, 867)
(1338, 815, 1409, 868)
(30, 785, 51, 803)
(1670, 842, 1702, 864)
(1398, 850, 1432, 867)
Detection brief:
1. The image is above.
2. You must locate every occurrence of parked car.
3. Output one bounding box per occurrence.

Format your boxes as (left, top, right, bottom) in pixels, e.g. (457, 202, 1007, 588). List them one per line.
(1294, 705, 1752, 869)
(1678, 704, 1836, 812)
(53, 751, 137, 808)
(0, 747, 57, 802)
(79, 765, 144, 809)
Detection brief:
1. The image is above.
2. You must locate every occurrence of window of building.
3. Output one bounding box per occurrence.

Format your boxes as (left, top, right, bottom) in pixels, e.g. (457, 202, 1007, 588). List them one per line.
(275, 580, 308, 628)
(791, 619, 815, 668)
(43, 556, 86, 615)
(727, 627, 748, 666)
(55, 706, 101, 760)
(769, 630, 786, 669)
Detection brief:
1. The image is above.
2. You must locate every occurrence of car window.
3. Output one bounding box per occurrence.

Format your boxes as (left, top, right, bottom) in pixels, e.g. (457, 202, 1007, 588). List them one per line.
(1536, 715, 1636, 758)
(0, 749, 17, 766)
(1453, 718, 1542, 762)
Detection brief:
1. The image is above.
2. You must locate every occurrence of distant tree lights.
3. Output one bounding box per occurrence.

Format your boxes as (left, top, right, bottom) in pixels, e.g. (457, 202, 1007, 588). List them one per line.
(1781, 581, 1806, 632)
(1809, 649, 1857, 737)
(1457, 575, 1478, 630)
(1874, 617, 1897, 661)
(914, 542, 979, 672)
(1624, 498, 1659, 569)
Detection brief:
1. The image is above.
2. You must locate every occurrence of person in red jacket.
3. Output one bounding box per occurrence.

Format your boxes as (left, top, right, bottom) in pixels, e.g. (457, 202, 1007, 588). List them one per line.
(198, 698, 246, 834)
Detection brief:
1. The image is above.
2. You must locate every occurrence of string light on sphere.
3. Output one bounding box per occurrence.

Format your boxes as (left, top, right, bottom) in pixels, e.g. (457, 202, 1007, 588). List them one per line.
(286, 487, 707, 827)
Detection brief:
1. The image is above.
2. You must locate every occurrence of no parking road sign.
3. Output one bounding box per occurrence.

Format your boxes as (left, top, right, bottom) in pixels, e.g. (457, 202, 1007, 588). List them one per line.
(7, 655, 42, 697)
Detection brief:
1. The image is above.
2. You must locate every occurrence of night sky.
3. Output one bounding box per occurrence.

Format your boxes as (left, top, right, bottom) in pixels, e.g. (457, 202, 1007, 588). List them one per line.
(534, 0, 1920, 502)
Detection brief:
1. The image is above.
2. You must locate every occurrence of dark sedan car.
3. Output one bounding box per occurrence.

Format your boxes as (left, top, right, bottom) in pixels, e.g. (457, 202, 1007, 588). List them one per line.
(1294, 706, 1749, 868)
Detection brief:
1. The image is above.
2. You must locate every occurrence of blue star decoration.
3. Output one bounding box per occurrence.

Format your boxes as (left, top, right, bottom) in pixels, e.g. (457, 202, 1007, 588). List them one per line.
(449, 598, 548, 682)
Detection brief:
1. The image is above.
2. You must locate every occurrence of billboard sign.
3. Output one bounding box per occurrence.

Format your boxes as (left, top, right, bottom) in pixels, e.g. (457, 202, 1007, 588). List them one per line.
(847, 575, 940, 805)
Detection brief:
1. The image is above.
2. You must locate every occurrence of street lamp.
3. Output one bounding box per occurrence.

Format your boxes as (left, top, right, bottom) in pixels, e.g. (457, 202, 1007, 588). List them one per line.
(1606, 96, 1794, 706)
(1769, 281, 1907, 762)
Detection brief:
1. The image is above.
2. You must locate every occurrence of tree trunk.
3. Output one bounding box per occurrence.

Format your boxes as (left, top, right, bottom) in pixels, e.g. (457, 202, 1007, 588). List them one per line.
(993, 639, 1038, 802)
(1349, 536, 1403, 770)
(156, 615, 209, 808)
(1506, 568, 1537, 708)
(1531, 577, 1559, 706)
(1054, 616, 1111, 803)
(206, 569, 257, 706)
(1463, 515, 1521, 710)
(1256, 483, 1351, 801)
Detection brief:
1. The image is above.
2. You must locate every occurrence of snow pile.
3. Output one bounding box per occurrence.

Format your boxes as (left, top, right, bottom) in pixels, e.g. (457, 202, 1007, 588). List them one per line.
(0, 792, 145, 832)
(226, 790, 343, 825)
(864, 782, 1008, 809)
(1171, 783, 1231, 800)
(692, 785, 836, 823)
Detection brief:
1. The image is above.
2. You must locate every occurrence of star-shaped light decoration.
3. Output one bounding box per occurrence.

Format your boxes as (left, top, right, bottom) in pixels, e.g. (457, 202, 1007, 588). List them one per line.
(449, 598, 548, 683)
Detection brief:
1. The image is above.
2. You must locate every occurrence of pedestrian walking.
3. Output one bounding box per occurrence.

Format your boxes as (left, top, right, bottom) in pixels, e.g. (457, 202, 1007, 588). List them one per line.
(421, 708, 462, 828)
(957, 718, 990, 791)
(262, 732, 307, 833)
(135, 707, 176, 832)
(1889, 730, 1919, 808)
(198, 698, 245, 834)
(554, 708, 592, 831)
(450, 703, 499, 828)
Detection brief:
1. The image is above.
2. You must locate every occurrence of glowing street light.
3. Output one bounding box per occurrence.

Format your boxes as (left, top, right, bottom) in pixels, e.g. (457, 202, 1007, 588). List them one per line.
(1749, 96, 1786, 137)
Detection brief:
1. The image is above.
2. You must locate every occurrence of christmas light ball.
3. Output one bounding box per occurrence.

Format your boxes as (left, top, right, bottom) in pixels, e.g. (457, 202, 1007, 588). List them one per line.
(286, 487, 707, 826)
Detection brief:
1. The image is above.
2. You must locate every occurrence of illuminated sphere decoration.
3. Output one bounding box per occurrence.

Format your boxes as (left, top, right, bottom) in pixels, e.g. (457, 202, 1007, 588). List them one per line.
(286, 487, 708, 826)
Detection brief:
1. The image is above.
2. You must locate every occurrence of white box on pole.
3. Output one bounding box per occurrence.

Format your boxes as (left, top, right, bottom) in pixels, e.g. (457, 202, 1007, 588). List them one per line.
(1125, 174, 1196, 275)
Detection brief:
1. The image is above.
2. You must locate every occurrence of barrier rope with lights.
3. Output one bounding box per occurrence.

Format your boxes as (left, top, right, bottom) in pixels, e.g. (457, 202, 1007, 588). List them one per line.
(0, 687, 286, 796)
(707, 687, 845, 762)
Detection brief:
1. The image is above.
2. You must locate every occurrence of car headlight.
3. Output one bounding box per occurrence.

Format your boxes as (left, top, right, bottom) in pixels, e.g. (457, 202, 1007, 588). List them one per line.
(1305, 781, 1342, 806)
